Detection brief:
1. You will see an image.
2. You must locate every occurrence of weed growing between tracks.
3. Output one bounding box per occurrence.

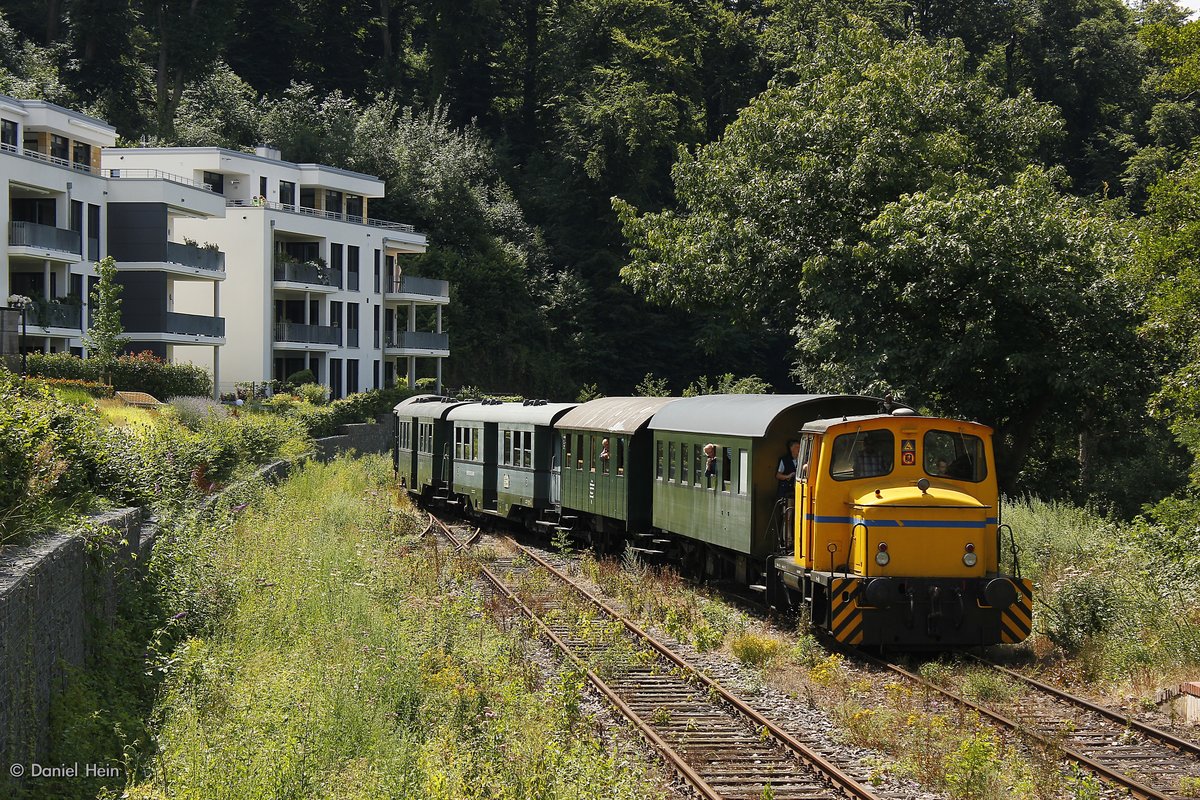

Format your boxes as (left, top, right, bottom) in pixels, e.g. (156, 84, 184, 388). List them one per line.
(123, 456, 663, 799)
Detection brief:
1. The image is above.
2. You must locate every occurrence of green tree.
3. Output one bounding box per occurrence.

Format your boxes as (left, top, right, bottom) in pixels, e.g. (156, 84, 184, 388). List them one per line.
(82, 256, 130, 384)
(172, 61, 261, 147)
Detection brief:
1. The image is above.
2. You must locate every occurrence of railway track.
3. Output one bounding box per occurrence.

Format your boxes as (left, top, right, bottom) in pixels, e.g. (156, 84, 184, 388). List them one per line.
(854, 648, 1200, 800)
(426, 514, 881, 800)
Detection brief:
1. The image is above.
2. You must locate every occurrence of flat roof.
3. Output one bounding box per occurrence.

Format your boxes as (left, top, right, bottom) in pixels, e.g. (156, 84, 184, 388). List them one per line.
(106, 146, 386, 187)
(447, 401, 577, 426)
(649, 394, 884, 438)
(0, 95, 117, 137)
(555, 396, 680, 435)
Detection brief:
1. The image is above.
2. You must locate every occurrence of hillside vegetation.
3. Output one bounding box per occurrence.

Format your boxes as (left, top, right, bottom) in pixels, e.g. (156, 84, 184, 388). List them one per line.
(4, 4, 1200, 543)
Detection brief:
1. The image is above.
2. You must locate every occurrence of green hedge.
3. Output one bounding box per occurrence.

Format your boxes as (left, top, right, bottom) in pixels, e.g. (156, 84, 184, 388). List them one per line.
(262, 386, 413, 438)
(34, 377, 115, 398)
(27, 351, 212, 399)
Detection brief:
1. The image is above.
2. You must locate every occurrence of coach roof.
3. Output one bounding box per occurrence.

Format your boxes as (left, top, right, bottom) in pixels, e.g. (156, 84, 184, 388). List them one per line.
(393, 394, 473, 420)
(648, 394, 884, 438)
(447, 401, 577, 426)
(555, 396, 681, 434)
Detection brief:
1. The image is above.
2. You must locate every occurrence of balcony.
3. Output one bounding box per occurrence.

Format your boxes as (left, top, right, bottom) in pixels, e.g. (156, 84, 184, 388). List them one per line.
(273, 256, 341, 289)
(165, 241, 225, 272)
(384, 275, 450, 302)
(275, 321, 340, 346)
(384, 330, 449, 353)
(28, 300, 83, 330)
(125, 311, 225, 339)
(227, 198, 420, 233)
(9, 221, 82, 257)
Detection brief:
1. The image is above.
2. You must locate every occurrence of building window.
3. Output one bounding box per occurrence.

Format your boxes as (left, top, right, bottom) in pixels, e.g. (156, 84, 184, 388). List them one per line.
(300, 187, 316, 209)
(87, 204, 100, 257)
(347, 359, 359, 394)
(259, 175, 267, 199)
(346, 194, 363, 221)
(325, 190, 343, 216)
(347, 245, 359, 291)
(330, 243, 343, 284)
(280, 180, 296, 206)
(330, 302, 342, 346)
(0, 119, 16, 148)
(347, 302, 359, 348)
(384, 361, 395, 388)
(373, 305, 380, 348)
(373, 360, 380, 389)
(72, 141, 91, 170)
(202, 171, 224, 194)
(50, 134, 68, 161)
(373, 249, 380, 292)
(330, 357, 342, 400)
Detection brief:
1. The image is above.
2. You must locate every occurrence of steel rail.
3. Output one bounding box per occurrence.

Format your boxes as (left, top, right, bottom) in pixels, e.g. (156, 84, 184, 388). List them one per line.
(964, 652, 1200, 759)
(514, 543, 878, 800)
(425, 516, 726, 799)
(848, 649, 1169, 800)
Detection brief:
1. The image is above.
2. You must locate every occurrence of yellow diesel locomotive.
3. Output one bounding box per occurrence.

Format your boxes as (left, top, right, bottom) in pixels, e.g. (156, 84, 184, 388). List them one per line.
(773, 411, 1033, 648)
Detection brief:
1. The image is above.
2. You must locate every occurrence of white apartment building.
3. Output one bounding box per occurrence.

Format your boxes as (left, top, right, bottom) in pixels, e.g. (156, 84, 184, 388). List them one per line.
(1, 95, 228, 381)
(0, 94, 445, 399)
(101, 146, 442, 397)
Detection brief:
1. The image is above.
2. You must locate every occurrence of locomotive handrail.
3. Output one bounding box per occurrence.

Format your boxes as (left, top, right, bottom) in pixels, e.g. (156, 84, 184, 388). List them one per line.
(997, 523, 1021, 579)
(848, 502, 991, 509)
(849, 521, 869, 578)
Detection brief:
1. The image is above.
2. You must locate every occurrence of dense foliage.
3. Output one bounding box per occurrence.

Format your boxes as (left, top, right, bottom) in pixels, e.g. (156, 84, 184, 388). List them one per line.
(5, 0, 1200, 513)
(26, 351, 213, 399)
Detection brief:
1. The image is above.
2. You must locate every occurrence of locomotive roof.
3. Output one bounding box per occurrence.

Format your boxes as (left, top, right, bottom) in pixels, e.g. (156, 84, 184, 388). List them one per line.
(446, 401, 577, 426)
(392, 394, 474, 419)
(555, 396, 680, 434)
(800, 414, 993, 434)
(648, 394, 884, 438)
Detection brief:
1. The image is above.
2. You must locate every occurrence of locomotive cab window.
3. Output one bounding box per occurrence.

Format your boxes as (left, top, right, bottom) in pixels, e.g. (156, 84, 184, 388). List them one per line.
(797, 434, 814, 483)
(829, 429, 894, 480)
(924, 430, 987, 482)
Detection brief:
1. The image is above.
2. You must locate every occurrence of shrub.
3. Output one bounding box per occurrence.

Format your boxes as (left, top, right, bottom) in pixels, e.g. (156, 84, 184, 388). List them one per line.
(730, 631, 783, 666)
(295, 382, 329, 405)
(27, 351, 211, 399)
(285, 368, 316, 386)
(168, 396, 229, 430)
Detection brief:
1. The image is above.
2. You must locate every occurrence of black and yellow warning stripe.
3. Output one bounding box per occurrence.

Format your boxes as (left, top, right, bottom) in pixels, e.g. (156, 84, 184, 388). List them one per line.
(828, 577, 865, 646)
(999, 579, 1034, 644)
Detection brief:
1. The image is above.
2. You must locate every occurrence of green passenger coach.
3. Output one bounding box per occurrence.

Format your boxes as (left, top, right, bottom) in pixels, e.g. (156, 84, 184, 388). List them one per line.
(393, 394, 472, 501)
(647, 395, 880, 583)
(446, 400, 576, 521)
(554, 397, 680, 543)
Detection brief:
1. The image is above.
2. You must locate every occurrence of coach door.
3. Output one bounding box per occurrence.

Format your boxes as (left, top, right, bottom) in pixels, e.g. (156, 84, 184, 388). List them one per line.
(796, 433, 818, 565)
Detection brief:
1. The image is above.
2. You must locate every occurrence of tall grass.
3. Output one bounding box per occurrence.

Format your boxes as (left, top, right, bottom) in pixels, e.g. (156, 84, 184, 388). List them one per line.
(1004, 496, 1200, 690)
(128, 456, 661, 799)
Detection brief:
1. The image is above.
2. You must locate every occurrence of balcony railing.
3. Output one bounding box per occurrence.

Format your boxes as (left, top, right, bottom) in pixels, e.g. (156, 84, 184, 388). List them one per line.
(275, 321, 340, 345)
(9, 221, 82, 255)
(103, 168, 214, 192)
(2, 141, 95, 173)
(125, 312, 225, 338)
(226, 198, 419, 233)
(386, 275, 450, 298)
(31, 301, 82, 329)
(165, 241, 225, 272)
(273, 257, 341, 288)
(384, 331, 449, 351)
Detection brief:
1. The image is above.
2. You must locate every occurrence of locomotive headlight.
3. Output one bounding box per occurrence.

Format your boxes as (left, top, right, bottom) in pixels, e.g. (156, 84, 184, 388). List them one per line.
(875, 542, 890, 566)
(963, 542, 977, 567)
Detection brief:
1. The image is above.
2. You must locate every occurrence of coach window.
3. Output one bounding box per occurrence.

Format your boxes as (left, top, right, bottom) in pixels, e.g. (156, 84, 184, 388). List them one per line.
(564, 434, 572, 468)
(575, 434, 583, 469)
(656, 441, 664, 479)
(471, 427, 481, 461)
(738, 449, 749, 495)
(721, 447, 732, 492)
(522, 431, 532, 468)
(454, 427, 463, 459)
(601, 439, 610, 475)
(694, 446, 703, 486)
(616, 438, 625, 476)
(668, 442, 677, 482)
(679, 443, 690, 486)
(398, 421, 411, 450)
(502, 429, 513, 466)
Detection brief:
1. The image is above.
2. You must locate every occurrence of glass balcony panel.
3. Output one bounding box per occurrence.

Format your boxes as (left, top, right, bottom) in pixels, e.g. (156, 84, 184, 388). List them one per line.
(274, 322, 340, 345)
(9, 221, 82, 255)
(165, 241, 225, 272)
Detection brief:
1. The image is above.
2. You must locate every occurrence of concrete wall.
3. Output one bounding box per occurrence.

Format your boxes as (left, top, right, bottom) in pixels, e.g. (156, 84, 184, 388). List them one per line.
(0, 508, 150, 784)
(313, 417, 395, 462)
